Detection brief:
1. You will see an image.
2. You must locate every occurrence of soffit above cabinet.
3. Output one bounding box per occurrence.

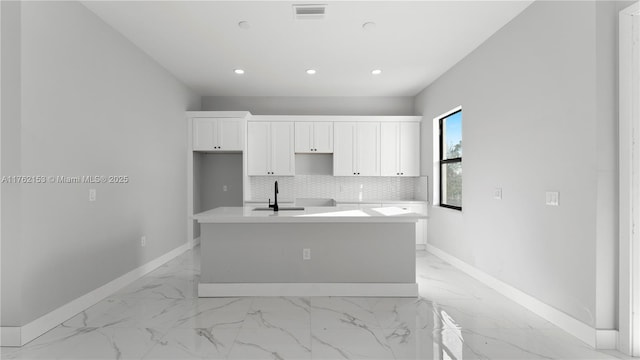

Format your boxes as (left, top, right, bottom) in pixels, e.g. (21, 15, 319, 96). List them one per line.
(187, 111, 251, 119)
(248, 115, 422, 123)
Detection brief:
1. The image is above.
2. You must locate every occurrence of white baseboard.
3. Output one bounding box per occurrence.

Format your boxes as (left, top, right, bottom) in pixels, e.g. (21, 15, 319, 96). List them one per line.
(192, 236, 201, 247)
(416, 244, 426, 251)
(1, 241, 193, 347)
(0, 327, 20, 348)
(427, 244, 603, 348)
(596, 330, 619, 350)
(198, 283, 418, 297)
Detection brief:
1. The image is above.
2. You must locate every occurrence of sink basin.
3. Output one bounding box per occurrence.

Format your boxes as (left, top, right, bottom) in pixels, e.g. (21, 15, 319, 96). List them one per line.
(295, 198, 336, 207)
(253, 207, 305, 211)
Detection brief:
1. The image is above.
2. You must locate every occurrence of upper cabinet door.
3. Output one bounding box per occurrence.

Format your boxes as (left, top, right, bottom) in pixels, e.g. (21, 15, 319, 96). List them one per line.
(380, 122, 400, 176)
(294, 121, 333, 153)
(270, 122, 295, 175)
(294, 122, 313, 153)
(333, 122, 355, 176)
(313, 122, 333, 153)
(247, 122, 270, 176)
(218, 119, 244, 151)
(399, 122, 420, 176)
(193, 118, 217, 151)
(356, 122, 380, 176)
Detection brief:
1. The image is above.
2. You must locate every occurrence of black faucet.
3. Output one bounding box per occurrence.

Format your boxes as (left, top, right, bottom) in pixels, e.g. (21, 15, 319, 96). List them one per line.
(268, 181, 279, 212)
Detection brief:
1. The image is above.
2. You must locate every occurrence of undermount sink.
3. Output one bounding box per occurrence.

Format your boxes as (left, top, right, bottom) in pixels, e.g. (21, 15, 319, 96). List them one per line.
(253, 207, 305, 211)
(295, 198, 336, 207)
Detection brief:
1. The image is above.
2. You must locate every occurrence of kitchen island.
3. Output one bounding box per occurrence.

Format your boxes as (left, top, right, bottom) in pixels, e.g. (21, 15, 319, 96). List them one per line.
(193, 206, 425, 297)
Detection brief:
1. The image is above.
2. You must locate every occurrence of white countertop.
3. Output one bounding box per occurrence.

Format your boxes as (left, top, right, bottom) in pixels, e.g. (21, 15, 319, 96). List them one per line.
(336, 200, 428, 205)
(194, 206, 427, 224)
(245, 199, 428, 205)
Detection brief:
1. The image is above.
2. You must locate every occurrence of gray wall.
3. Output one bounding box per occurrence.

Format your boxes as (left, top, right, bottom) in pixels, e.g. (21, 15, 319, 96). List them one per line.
(415, 0, 632, 330)
(1, 0, 24, 326)
(1, 1, 199, 326)
(196, 153, 244, 211)
(202, 96, 415, 115)
(201, 223, 415, 283)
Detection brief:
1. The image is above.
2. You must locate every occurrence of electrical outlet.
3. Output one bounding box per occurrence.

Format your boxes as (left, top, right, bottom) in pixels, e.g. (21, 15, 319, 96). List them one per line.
(303, 248, 311, 260)
(89, 189, 96, 202)
(141, 236, 146, 247)
(223, 185, 228, 192)
(545, 191, 559, 206)
(494, 187, 502, 200)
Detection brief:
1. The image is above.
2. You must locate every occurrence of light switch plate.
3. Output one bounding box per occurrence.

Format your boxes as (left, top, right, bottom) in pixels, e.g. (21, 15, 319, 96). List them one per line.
(89, 189, 96, 202)
(546, 191, 559, 206)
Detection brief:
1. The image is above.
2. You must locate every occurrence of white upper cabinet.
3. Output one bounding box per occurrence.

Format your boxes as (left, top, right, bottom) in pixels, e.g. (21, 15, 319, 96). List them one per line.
(333, 122, 380, 176)
(218, 118, 244, 150)
(295, 122, 333, 153)
(270, 122, 295, 175)
(247, 122, 270, 176)
(333, 122, 355, 176)
(399, 122, 420, 176)
(193, 118, 244, 151)
(247, 121, 295, 176)
(381, 122, 420, 176)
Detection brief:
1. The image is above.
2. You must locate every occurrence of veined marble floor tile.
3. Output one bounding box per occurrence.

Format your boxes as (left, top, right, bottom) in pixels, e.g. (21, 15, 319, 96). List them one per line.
(2, 326, 161, 360)
(142, 327, 241, 359)
(311, 328, 395, 360)
(311, 297, 380, 330)
(173, 297, 252, 329)
(227, 327, 311, 359)
(417, 271, 504, 302)
(455, 328, 617, 360)
(72, 297, 192, 331)
(244, 297, 311, 330)
(430, 298, 555, 330)
(367, 297, 435, 330)
(112, 275, 198, 300)
(2, 247, 634, 360)
(62, 296, 124, 328)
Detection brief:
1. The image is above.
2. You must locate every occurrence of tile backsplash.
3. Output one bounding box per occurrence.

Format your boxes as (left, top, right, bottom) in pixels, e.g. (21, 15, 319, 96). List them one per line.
(249, 175, 424, 202)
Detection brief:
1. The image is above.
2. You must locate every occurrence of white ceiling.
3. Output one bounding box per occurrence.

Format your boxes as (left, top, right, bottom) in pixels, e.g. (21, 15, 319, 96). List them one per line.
(82, 1, 533, 97)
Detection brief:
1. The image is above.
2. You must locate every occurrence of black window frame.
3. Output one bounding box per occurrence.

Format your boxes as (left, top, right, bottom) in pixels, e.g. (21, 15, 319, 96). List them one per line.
(439, 109, 462, 211)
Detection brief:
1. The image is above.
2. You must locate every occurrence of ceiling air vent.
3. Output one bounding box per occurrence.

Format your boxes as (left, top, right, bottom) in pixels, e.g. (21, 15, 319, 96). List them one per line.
(293, 4, 327, 20)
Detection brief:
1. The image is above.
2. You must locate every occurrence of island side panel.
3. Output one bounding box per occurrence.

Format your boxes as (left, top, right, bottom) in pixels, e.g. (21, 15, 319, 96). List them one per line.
(200, 222, 415, 284)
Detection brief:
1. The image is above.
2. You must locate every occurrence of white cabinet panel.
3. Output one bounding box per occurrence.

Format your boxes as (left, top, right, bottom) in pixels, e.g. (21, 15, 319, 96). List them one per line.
(193, 117, 243, 151)
(313, 122, 333, 153)
(193, 118, 217, 151)
(380, 122, 420, 176)
(247, 121, 294, 176)
(399, 122, 420, 176)
(247, 122, 271, 176)
(271, 122, 295, 176)
(295, 121, 333, 153)
(381, 122, 400, 176)
(333, 122, 379, 176)
(355, 122, 380, 176)
(294, 122, 313, 153)
(219, 118, 244, 151)
(333, 122, 356, 176)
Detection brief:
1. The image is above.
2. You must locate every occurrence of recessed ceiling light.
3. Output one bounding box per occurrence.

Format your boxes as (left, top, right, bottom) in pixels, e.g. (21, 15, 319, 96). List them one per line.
(362, 22, 376, 31)
(371, 69, 382, 75)
(234, 69, 245, 75)
(238, 21, 250, 29)
(306, 69, 317, 75)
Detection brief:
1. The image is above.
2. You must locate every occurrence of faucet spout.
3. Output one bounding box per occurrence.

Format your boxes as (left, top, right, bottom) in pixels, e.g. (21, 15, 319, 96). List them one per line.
(269, 181, 279, 212)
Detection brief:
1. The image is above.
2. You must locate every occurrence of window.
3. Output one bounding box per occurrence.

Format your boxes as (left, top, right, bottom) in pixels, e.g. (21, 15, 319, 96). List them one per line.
(439, 109, 462, 210)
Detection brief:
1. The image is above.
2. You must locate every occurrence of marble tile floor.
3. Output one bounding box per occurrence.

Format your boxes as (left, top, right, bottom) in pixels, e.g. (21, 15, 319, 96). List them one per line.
(1, 247, 636, 360)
